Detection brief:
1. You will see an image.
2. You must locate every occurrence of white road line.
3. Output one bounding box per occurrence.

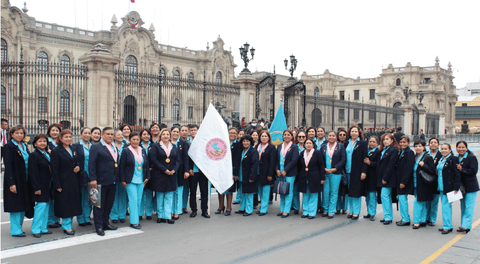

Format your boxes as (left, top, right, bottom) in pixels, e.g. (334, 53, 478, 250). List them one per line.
(1, 227, 143, 259)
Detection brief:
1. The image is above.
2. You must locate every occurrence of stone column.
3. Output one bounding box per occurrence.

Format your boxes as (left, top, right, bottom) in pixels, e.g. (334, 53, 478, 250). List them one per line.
(438, 113, 446, 135)
(418, 106, 427, 134)
(79, 44, 120, 129)
(401, 104, 413, 135)
(232, 72, 260, 123)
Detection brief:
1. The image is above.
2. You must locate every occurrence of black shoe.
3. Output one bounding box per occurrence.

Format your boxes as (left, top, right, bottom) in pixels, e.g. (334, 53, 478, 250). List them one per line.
(96, 229, 105, 236)
(442, 229, 453, 235)
(347, 214, 353, 219)
(79, 223, 87, 227)
(190, 211, 197, 218)
(277, 213, 283, 216)
(157, 218, 166, 223)
(383, 220, 392, 225)
(363, 214, 372, 219)
(215, 207, 225, 214)
(85, 222, 93, 226)
(225, 210, 231, 216)
(48, 223, 61, 228)
(380, 219, 385, 223)
(308, 216, 315, 220)
(412, 224, 421, 229)
(341, 210, 347, 215)
(139, 216, 143, 220)
(167, 219, 175, 224)
(322, 213, 328, 217)
(235, 210, 246, 214)
(233, 202, 240, 205)
(104, 224, 118, 231)
(351, 215, 359, 220)
(172, 215, 179, 220)
(112, 220, 118, 224)
(33, 233, 41, 238)
(146, 216, 152, 220)
(258, 213, 266, 216)
(301, 215, 308, 218)
(130, 224, 142, 229)
(370, 216, 376, 221)
(119, 219, 125, 223)
(426, 220, 435, 226)
(327, 215, 334, 219)
(293, 210, 299, 215)
(319, 207, 325, 214)
(12, 232, 26, 237)
(335, 210, 340, 215)
(256, 211, 260, 215)
(42, 231, 52, 234)
(201, 212, 210, 218)
(420, 222, 427, 227)
(396, 221, 411, 226)
(183, 209, 189, 214)
(64, 229, 75, 235)
(243, 213, 251, 217)
(281, 214, 289, 218)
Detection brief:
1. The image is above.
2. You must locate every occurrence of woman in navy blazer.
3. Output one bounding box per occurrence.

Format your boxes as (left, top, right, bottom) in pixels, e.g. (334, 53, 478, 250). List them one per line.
(256, 130, 276, 216)
(4, 126, 32, 237)
(149, 128, 180, 224)
(51, 129, 82, 235)
(456, 141, 479, 233)
(298, 138, 325, 219)
(235, 135, 259, 216)
(395, 136, 415, 226)
(72, 127, 93, 227)
(29, 134, 52, 238)
(46, 124, 61, 228)
(320, 131, 346, 218)
(425, 137, 442, 226)
(436, 143, 461, 234)
(363, 136, 380, 221)
(275, 130, 299, 218)
(170, 127, 190, 220)
(120, 132, 150, 229)
(376, 133, 399, 225)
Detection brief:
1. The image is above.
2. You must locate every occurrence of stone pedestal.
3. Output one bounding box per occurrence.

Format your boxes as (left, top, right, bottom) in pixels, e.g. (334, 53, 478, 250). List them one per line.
(418, 106, 427, 134)
(79, 44, 120, 128)
(401, 104, 413, 135)
(438, 113, 446, 135)
(232, 72, 260, 123)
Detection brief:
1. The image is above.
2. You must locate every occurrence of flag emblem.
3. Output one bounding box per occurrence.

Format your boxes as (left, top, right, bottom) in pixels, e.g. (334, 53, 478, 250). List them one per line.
(206, 138, 227, 161)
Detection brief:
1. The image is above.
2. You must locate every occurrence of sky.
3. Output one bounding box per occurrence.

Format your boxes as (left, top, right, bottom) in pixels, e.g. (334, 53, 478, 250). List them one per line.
(10, 0, 480, 89)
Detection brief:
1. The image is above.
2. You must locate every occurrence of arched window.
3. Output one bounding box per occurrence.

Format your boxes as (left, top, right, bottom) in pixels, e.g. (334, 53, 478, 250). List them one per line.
(60, 54, 70, 74)
(1, 39, 7, 63)
(1, 85, 6, 114)
(396, 78, 401, 86)
(314, 87, 320, 97)
(38, 51, 49, 71)
(125, 55, 137, 78)
(216, 71, 222, 84)
(173, 99, 180, 121)
(174, 70, 180, 85)
(60, 90, 70, 116)
(159, 68, 166, 84)
(188, 72, 194, 87)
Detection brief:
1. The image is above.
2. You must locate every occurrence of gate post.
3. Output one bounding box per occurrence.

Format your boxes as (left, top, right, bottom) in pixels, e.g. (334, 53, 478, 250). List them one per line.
(232, 72, 259, 123)
(418, 106, 427, 136)
(401, 104, 413, 135)
(79, 44, 120, 128)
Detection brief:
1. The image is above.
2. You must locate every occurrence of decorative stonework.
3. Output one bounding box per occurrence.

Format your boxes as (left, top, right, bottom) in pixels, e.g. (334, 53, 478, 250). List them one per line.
(121, 11, 145, 29)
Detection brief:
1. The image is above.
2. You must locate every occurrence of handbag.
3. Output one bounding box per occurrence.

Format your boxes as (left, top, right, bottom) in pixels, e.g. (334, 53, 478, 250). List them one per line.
(273, 178, 290, 195)
(419, 155, 436, 184)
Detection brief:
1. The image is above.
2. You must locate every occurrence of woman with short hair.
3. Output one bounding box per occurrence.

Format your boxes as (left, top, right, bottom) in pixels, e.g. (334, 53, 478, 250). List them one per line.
(377, 133, 399, 225)
(73, 127, 93, 226)
(235, 135, 259, 216)
(456, 141, 479, 233)
(275, 130, 299, 218)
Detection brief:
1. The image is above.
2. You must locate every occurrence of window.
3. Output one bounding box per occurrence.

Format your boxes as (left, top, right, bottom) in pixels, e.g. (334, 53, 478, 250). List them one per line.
(464, 121, 468, 124)
(216, 71, 222, 84)
(369, 89, 375, 100)
(60, 90, 70, 115)
(1, 85, 6, 113)
(369, 110, 375, 120)
(125, 55, 137, 78)
(354, 90, 359, 100)
(38, 120, 49, 128)
(173, 99, 180, 121)
(1, 39, 7, 63)
(314, 87, 320, 97)
(161, 104, 164, 117)
(188, 72, 194, 87)
(38, 97, 47, 113)
(339, 91, 345, 100)
(421, 78, 431, 84)
(462, 103, 467, 107)
(81, 99, 84, 114)
(159, 68, 166, 84)
(354, 108, 360, 120)
(396, 78, 401, 86)
(339, 109, 345, 120)
(188, 106, 193, 119)
(38, 51, 49, 71)
(174, 70, 180, 85)
(60, 54, 70, 74)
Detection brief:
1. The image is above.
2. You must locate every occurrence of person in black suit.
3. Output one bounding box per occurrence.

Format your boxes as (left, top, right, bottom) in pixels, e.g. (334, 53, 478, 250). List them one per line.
(395, 136, 415, 226)
(377, 133, 399, 225)
(393, 127, 404, 146)
(51, 129, 82, 235)
(363, 136, 380, 221)
(336, 128, 349, 215)
(46, 124, 62, 228)
(234, 135, 259, 216)
(73, 128, 93, 227)
(298, 138, 325, 219)
(29, 134, 53, 238)
(1, 118, 8, 161)
(4, 126, 32, 237)
(188, 125, 210, 218)
(256, 130, 276, 216)
(425, 137, 442, 226)
(456, 141, 479, 233)
(89, 127, 119, 236)
(149, 128, 180, 224)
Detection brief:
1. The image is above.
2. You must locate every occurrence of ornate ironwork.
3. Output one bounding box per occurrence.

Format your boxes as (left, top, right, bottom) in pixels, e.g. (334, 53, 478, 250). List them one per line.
(284, 80, 306, 127)
(255, 75, 276, 120)
(239, 42, 255, 73)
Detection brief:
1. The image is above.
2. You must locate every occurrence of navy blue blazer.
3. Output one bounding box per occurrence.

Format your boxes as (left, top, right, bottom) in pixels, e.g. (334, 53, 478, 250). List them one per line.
(396, 147, 415, 195)
(275, 143, 299, 176)
(376, 146, 399, 188)
(257, 144, 276, 185)
(346, 139, 368, 198)
(28, 149, 51, 202)
(429, 150, 442, 165)
(438, 155, 461, 193)
(72, 142, 90, 187)
(415, 154, 437, 202)
(88, 142, 119, 186)
(149, 143, 180, 192)
(458, 154, 479, 193)
(119, 147, 151, 184)
(320, 143, 346, 174)
(298, 149, 325, 193)
(48, 139, 57, 152)
(365, 148, 380, 193)
(3, 141, 31, 213)
(239, 146, 259, 193)
(175, 139, 190, 187)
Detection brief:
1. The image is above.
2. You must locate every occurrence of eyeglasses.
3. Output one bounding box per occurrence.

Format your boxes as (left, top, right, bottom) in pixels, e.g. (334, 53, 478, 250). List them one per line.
(298, 136, 306, 138)
(229, 132, 238, 135)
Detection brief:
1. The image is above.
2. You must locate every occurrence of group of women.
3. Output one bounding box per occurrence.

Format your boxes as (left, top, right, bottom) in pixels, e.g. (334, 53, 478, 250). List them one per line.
(3, 123, 479, 238)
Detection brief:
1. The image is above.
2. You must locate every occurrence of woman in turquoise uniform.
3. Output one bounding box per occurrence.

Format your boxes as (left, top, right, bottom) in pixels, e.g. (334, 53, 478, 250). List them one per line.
(425, 137, 442, 226)
(363, 136, 380, 221)
(321, 131, 346, 218)
(377, 133, 399, 225)
(306, 127, 317, 142)
(275, 130, 299, 218)
(139, 129, 154, 220)
(46, 124, 61, 228)
(316, 127, 327, 149)
(120, 132, 150, 229)
(436, 143, 461, 234)
(90, 127, 101, 144)
(120, 124, 132, 145)
(256, 130, 276, 216)
(180, 125, 191, 214)
(234, 129, 246, 205)
(170, 126, 190, 220)
(235, 135, 259, 216)
(218, 127, 240, 216)
(395, 136, 415, 226)
(298, 138, 325, 219)
(73, 128, 93, 226)
(51, 129, 82, 235)
(111, 129, 128, 223)
(456, 141, 479, 233)
(4, 126, 32, 237)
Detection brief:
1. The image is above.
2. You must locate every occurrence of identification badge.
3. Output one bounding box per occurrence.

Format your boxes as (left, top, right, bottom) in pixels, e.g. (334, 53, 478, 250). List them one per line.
(166, 158, 170, 163)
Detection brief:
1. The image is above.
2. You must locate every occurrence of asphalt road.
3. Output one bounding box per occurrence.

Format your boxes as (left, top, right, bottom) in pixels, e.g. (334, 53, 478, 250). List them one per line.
(2, 147, 480, 264)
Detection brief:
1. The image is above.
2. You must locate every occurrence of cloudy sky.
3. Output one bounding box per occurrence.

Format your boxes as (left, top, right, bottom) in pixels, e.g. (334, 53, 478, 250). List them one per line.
(10, 0, 479, 88)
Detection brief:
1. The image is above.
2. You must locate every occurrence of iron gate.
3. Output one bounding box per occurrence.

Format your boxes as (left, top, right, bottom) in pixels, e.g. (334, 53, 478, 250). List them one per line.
(255, 74, 276, 121)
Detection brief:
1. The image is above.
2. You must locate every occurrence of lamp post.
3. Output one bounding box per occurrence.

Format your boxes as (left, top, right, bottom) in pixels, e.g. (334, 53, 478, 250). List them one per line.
(374, 99, 377, 130)
(361, 96, 364, 129)
(347, 94, 351, 129)
(417, 91, 424, 107)
(284, 54, 297, 82)
(239, 42, 255, 73)
(404, 86, 412, 103)
(158, 62, 162, 124)
(203, 70, 207, 117)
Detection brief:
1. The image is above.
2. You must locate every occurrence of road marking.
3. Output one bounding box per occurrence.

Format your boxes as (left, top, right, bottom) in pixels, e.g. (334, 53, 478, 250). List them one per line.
(420, 217, 480, 264)
(1, 227, 143, 259)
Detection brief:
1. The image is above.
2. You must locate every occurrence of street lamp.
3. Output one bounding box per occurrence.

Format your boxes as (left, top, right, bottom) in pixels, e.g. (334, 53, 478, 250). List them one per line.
(284, 54, 297, 82)
(347, 94, 351, 129)
(239, 42, 255, 73)
(403, 86, 412, 103)
(417, 91, 425, 107)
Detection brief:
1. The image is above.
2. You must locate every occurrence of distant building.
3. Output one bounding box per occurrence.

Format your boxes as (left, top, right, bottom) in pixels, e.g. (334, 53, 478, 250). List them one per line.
(455, 96, 480, 134)
(456, 82, 480, 96)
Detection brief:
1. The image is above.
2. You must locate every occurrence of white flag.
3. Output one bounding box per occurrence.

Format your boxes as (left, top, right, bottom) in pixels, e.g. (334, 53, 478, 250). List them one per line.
(188, 103, 233, 194)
